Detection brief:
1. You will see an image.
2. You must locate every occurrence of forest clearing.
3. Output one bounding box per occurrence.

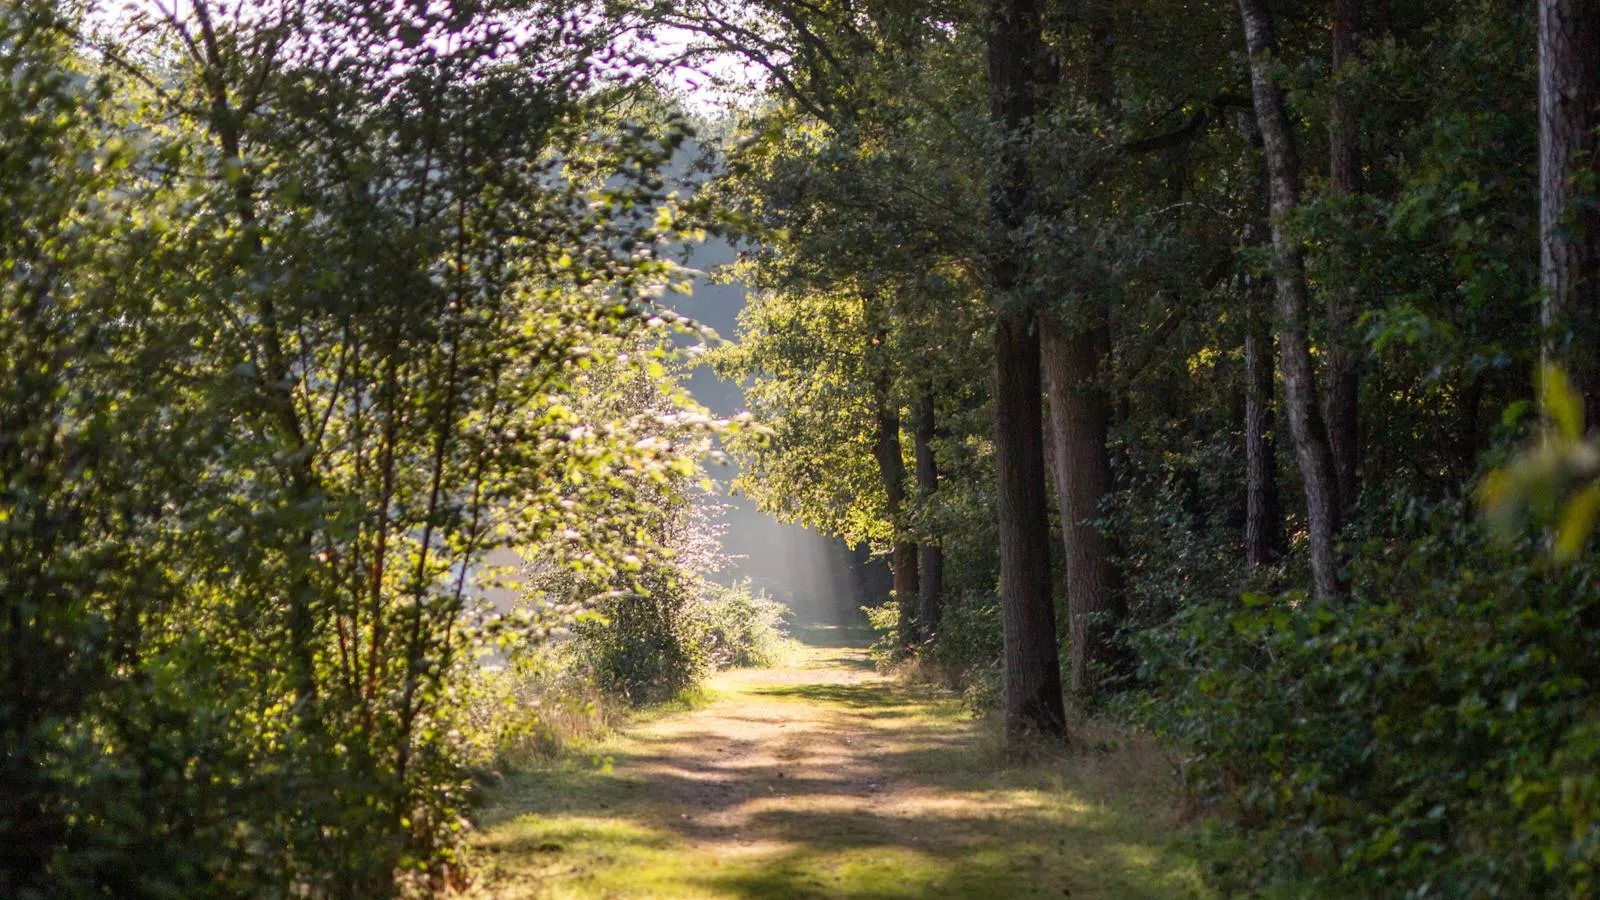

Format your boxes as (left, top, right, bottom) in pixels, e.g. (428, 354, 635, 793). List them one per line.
(474, 627, 1205, 899)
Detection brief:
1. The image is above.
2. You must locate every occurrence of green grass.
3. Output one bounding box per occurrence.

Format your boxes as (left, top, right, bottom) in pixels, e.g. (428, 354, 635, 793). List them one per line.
(471, 642, 1210, 899)
(787, 622, 877, 650)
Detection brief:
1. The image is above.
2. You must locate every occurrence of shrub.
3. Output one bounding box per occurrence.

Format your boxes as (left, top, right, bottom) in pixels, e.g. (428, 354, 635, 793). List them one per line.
(863, 599, 905, 668)
(574, 565, 710, 707)
(928, 593, 1006, 710)
(698, 579, 790, 669)
(1131, 497, 1600, 897)
(863, 592, 1006, 710)
(463, 642, 612, 767)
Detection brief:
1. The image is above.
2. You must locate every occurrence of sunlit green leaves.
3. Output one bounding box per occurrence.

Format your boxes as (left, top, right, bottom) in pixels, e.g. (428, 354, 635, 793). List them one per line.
(1481, 366, 1600, 561)
(2, 0, 730, 893)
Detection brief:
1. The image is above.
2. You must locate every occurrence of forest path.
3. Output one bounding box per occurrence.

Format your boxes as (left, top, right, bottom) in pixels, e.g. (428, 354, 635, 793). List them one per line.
(473, 626, 1207, 899)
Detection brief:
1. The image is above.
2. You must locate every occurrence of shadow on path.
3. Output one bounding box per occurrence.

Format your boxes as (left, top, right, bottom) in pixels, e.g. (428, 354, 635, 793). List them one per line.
(473, 635, 1207, 899)
(788, 622, 876, 651)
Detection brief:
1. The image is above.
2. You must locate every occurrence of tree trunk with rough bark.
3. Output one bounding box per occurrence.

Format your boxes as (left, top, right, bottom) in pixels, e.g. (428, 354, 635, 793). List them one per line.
(992, 314, 1067, 739)
(1042, 320, 1124, 698)
(1539, 0, 1600, 416)
(1239, 0, 1345, 599)
(849, 541, 892, 606)
(914, 386, 944, 639)
(867, 312, 919, 649)
(986, 0, 1068, 744)
(1030, 0, 1128, 703)
(1326, 0, 1363, 511)
(1244, 324, 1284, 566)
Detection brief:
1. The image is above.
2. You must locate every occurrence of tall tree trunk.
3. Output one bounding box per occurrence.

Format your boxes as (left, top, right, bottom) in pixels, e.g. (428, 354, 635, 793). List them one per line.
(914, 385, 944, 639)
(1239, 0, 1345, 599)
(1326, 0, 1363, 511)
(1042, 320, 1124, 698)
(868, 310, 919, 649)
(1456, 371, 1485, 480)
(1539, 0, 1600, 415)
(986, 0, 1068, 743)
(1240, 123, 1284, 568)
(993, 314, 1067, 739)
(849, 541, 891, 608)
(1031, 0, 1127, 703)
(1244, 324, 1284, 566)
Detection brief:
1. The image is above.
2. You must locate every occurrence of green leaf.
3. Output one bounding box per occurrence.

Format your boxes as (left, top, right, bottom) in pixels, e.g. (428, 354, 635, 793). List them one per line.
(1554, 483, 1600, 562)
(1543, 364, 1584, 441)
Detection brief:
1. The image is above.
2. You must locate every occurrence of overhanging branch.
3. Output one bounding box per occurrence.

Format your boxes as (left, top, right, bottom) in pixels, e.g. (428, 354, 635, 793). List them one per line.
(1121, 92, 1251, 155)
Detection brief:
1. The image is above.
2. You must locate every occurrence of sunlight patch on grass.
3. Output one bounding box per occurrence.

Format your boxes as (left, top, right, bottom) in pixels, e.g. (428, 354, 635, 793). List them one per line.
(476, 807, 1204, 900)
(472, 640, 1209, 899)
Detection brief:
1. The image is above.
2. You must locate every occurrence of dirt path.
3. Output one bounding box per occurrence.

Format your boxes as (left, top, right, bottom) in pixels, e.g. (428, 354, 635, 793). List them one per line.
(473, 627, 1208, 899)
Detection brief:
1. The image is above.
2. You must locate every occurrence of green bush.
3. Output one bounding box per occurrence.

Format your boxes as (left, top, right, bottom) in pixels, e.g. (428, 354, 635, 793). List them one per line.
(574, 565, 710, 707)
(570, 575, 792, 706)
(863, 599, 905, 668)
(698, 579, 790, 669)
(928, 593, 1006, 710)
(465, 644, 609, 766)
(1131, 497, 1600, 897)
(864, 592, 1005, 710)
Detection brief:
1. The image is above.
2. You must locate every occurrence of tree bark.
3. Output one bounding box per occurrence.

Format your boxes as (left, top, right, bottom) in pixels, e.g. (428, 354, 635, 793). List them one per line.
(1539, 0, 1600, 416)
(986, 0, 1068, 744)
(1455, 371, 1485, 480)
(849, 541, 892, 606)
(1244, 325, 1284, 566)
(1239, 0, 1345, 599)
(1026, 0, 1127, 703)
(993, 313, 1068, 739)
(867, 309, 919, 649)
(1326, 0, 1363, 511)
(914, 385, 944, 639)
(1042, 320, 1124, 698)
(890, 541, 919, 646)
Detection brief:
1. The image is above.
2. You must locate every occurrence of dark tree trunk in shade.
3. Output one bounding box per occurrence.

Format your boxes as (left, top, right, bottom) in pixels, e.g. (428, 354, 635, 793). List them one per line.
(1239, 0, 1345, 599)
(1244, 325, 1284, 566)
(1025, 0, 1127, 703)
(992, 314, 1068, 739)
(914, 386, 944, 638)
(985, 0, 1068, 744)
(850, 541, 892, 606)
(1456, 372, 1485, 480)
(1326, 0, 1363, 511)
(1042, 319, 1125, 698)
(890, 542, 919, 645)
(1539, 0, 1600, 416)
(867, 313, 919, 648)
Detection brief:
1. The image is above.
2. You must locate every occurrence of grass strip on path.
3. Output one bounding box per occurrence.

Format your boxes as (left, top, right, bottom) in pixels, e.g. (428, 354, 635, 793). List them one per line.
(471, 625, 1209, 899)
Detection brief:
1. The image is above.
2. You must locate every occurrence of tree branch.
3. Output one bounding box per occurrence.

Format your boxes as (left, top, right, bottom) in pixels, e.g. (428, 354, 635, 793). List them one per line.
(1121, 92, 1251, 155)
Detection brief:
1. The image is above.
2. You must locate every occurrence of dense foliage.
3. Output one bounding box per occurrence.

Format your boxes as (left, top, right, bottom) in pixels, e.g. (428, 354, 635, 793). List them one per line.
(0, 1, 736, 895)
(679, 0, 1600, 895)
(9, 0, 1600, 895)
